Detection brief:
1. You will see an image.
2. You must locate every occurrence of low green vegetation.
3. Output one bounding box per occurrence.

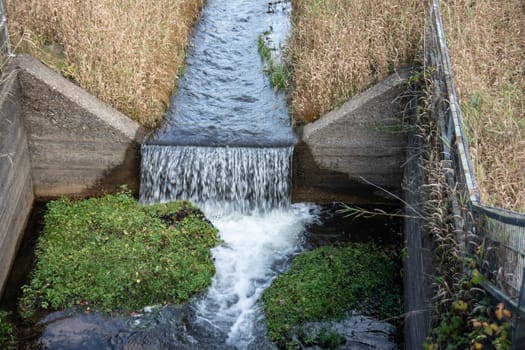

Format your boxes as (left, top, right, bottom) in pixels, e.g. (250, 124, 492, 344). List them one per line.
(258, 32, 290, 91)
(423, 261, 513, 349)
(0, 310, 15, 350)
(19, 189, 218, 319)
(263, 244, 402, 348)
(424, 294, 512, 350)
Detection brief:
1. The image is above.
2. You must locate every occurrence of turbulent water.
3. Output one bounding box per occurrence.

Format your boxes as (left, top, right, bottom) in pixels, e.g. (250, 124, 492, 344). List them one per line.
(140, 145, 293, 213)
(138, 140, 316, 349)
(136, 0, 314, 347)
(193, 205, 318, 348)
(138, 145, 315, 347)
(137, 143, 318, 348)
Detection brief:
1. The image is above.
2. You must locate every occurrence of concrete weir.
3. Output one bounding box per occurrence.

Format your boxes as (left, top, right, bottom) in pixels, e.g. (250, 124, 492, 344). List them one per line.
(292, 68, 411, 204)
(0, 54, 146, 295)
(0, 55, 411, 296)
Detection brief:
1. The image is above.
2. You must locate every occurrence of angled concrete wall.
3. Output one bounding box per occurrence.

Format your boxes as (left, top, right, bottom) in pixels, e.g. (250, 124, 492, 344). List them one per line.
(11, 55, 147, 198)
(0, 54, 148, 295)
(292, 68, 410, 204)
(0, 72, 34, 297)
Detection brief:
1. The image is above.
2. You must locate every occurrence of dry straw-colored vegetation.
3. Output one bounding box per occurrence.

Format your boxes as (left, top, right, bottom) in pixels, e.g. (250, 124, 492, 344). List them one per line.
(288, 0, 426, 123)
(5, 0, 205, 128)
(441, 0, 525, 212)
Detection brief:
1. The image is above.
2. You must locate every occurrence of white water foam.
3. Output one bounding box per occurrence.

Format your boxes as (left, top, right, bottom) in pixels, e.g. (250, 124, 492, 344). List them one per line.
(196, 204, 318, 348)
(140, 145, 293, 213)
(139, 144, 318, 349)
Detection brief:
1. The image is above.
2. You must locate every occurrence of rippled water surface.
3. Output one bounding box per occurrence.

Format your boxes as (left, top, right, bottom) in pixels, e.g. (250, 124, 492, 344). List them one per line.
(150, 0, 295, 147)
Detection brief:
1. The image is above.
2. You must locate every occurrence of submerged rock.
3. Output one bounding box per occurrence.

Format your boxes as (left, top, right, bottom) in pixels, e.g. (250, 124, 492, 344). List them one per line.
(299, 313, 397, 350)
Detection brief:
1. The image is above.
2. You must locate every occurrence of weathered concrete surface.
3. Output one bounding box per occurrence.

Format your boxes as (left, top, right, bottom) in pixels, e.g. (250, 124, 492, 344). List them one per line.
(403, 119, 432, 349)
(0, 72, 34, 297)
(9, 54, 148, 198)
(0, 54, 148, 295)
(292, 68, 411, 204)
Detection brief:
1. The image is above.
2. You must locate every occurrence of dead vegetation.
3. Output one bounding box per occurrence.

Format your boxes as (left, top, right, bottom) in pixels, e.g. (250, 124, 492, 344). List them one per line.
(288, 0, 426, 124)
(4, 0, 522, 211)
(5, 0, 205, 128)
(441, 0, 525, 212)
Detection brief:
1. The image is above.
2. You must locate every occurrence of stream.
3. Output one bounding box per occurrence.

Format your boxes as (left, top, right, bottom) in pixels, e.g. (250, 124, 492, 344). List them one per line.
(4, 0, 400, 348)
(137, 1, 311, 343)
(149, 0, 294, 147)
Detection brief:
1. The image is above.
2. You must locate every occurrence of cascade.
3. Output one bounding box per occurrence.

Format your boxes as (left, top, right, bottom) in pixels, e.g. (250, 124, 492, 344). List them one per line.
(139, 145, 293, 212)
(138, 142, 315, 348)
(136, 0, 315, 347)
(14, 0, 398, 348)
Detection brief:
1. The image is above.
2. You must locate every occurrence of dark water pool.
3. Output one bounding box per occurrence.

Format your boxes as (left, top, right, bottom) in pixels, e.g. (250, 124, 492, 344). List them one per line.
(2, 204, 402, 350)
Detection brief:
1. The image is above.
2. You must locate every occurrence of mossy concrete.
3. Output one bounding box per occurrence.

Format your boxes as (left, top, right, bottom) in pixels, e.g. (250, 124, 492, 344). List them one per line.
(0, 54, 147, 296)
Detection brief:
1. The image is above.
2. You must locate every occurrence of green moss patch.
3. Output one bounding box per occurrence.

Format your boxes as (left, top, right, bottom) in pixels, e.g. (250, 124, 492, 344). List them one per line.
(262, 244, 402, 347)
(0, 310, 15, 350)
(19, 190, 218, 318)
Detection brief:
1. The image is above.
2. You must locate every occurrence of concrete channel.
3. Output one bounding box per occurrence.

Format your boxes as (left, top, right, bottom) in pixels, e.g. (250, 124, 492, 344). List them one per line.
(0, 53, 415, 344)
(0, 55, 146, 295)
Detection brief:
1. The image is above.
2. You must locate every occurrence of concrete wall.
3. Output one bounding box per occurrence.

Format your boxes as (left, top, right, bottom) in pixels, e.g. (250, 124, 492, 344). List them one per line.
(0, 72, 34, 297)
(403, 120, 433, 349)
(12, 55, 147, 198)
(292, 68, 411, 204)
(0, 54, 147, 295)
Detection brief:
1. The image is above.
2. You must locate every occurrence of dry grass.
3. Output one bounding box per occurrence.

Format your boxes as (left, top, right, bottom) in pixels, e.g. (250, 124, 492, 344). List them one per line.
(441, 0, 525, 212)
(5, 0, 205, 128)
(288, 0, 426, 123)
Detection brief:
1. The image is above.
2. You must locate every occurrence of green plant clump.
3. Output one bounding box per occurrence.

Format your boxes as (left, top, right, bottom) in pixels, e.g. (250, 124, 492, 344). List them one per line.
(424, 272, 513, 350)
(258, 33, 291, 91)
(0, 310, 15, 350)
(262, 244, 402, 347)
(19, 189, 218, 318)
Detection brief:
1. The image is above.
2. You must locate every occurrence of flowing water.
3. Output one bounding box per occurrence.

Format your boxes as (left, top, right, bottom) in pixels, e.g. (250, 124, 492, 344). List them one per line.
(140, 146, 293, 213)
(10, 0, 399, 348)
(149, 0, 294, 147)
(139, 148, 317, 348)
(137, 0, 318, 347)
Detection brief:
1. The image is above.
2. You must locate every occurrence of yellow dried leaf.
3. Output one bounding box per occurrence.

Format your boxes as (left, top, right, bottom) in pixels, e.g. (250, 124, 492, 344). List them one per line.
(495, 302, 504, 320)
(471, 319, 482, 328)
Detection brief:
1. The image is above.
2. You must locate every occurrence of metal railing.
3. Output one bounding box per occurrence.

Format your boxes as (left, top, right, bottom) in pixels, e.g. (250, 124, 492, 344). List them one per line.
(427, 0, 525, 346)
(0, 0, 10, 56)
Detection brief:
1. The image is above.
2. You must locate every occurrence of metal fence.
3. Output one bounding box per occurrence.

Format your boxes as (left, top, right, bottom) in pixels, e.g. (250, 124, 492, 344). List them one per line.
(0, 0, 10, 56)
(427, 0, 525, 346)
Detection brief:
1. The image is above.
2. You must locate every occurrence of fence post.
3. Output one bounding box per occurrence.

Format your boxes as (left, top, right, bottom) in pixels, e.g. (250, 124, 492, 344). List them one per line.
(513, 270, 525, 349)
(0, 0, 10, 56)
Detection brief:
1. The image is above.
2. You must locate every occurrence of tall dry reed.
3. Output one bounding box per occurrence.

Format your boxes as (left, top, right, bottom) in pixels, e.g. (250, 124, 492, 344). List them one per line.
(5, 0, 205, 128)
(441, 0, 525, 212)
(288, 0, 426, 123)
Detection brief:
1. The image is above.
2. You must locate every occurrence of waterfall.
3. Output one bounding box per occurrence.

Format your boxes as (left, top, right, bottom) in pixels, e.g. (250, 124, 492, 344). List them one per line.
(137, 143, 318, 349)
(134, 0, 310, 347)
(139, 145, 293, 212)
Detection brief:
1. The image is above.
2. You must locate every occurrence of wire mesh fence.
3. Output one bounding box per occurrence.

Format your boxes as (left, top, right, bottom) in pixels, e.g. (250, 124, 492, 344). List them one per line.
(0, 0, 10, 56)
(427, 0, 525, 346)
